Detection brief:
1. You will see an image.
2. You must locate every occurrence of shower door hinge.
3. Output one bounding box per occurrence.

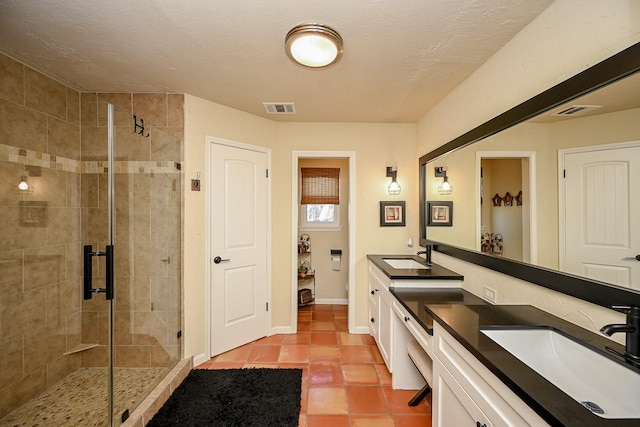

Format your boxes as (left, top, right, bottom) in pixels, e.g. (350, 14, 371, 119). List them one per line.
(177, 330, 183, 339)
(176, 162, 182, 170)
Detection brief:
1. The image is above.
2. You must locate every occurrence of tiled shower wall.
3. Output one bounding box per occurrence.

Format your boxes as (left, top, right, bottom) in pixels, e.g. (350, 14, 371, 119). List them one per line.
(0, 52, 183, 418)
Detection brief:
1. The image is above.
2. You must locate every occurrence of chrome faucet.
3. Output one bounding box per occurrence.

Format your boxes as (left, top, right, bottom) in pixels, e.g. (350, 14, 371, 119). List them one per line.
(416, 245, 432, 265)
(600, 305, 640, 367)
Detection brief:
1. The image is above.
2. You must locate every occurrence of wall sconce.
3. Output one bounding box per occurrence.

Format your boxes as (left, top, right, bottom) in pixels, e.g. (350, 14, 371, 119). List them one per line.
(435, 166, 453, 195)
(18, 175, 29, 191)
(386, 166, 401, 195)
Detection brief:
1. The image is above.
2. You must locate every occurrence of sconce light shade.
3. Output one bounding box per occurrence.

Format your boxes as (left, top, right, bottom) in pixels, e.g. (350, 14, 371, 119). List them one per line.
(435, 166, 453, 195)
(18, 176, 29, 191)
(386, 166, 401, 195)
(285, 24, 344, 68)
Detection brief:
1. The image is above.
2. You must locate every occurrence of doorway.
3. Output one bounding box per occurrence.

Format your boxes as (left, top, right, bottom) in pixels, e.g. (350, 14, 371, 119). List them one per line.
(292, 152, 356, 333)
(476, 151, 537, 263)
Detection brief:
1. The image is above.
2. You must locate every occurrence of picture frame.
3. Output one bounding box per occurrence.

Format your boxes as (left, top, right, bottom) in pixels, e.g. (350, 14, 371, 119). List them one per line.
(426, 201, 453, 226)
(380, 201, 406, 227)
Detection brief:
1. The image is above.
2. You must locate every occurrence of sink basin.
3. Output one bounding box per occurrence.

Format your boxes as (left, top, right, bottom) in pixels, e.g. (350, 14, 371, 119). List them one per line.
(382, 258, 429, 269)
(481, 327, 640, 419)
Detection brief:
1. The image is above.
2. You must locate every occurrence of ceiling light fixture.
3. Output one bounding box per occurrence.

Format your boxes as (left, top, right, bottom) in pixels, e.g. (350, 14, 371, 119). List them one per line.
(285, 24, 343, 69)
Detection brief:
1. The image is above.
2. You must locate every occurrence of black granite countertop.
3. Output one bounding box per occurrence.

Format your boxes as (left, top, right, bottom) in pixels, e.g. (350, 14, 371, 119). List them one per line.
(367, 254, 464, 280)
(388, 288, 639, 426)
(425, 303, 638, 427)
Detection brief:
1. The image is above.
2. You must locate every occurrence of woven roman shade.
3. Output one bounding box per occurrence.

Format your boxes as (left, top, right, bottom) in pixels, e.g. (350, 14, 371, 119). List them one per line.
(300, 168, 340, 205)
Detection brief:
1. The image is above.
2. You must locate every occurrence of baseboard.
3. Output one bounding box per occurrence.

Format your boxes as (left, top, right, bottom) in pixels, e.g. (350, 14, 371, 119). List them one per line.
(314, 298, 348, 305)
(192, 352, 209, 367)
(271, 325, 295, 334)
(350, 325, 371, 335)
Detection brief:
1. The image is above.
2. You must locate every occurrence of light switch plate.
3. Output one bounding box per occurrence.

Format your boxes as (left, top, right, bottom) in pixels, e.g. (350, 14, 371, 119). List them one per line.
(483, 286, 496, 303)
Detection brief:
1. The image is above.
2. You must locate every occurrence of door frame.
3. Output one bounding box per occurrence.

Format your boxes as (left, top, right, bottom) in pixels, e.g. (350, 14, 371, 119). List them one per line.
(476, 151, 537, 264)
(205, 136, 272, 360)
(558, 140, 640, 271)
(291, 151, 357, 333)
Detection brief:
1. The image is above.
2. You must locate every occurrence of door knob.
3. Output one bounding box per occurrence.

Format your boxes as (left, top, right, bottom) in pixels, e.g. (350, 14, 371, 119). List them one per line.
(213, 256, 230, 264)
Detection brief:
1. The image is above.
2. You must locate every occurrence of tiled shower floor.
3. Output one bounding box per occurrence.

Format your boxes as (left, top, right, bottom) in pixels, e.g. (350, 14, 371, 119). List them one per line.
(1, 367, 167, 427)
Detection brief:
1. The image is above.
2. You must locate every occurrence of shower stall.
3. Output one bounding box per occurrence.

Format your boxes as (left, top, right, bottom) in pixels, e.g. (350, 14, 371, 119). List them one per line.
(0, 92, 183, 426)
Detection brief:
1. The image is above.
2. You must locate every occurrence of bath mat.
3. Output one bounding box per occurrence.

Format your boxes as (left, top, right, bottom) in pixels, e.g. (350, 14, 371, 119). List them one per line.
(147, 368, 302, 426)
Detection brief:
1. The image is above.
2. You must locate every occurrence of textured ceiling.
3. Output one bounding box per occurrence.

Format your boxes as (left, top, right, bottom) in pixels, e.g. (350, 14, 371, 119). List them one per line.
(0, 0, 553, 122)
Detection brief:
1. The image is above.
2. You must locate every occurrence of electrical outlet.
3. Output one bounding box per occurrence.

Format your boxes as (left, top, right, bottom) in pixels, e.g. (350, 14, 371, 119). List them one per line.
(483, 286, 496, 303)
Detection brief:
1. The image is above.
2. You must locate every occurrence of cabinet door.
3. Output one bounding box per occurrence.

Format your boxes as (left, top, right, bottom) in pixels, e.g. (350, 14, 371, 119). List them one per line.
(434, 358, 493, 427)
(378, 288, 392, 368)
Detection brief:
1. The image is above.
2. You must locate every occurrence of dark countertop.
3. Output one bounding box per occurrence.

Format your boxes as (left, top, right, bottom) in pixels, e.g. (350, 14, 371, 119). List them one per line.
(367, 254, 464, 280)
(390, 289, 639, 426)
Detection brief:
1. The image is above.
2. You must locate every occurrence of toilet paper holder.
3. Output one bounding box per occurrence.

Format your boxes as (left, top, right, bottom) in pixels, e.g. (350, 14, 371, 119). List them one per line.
(331, 249, 342, 271)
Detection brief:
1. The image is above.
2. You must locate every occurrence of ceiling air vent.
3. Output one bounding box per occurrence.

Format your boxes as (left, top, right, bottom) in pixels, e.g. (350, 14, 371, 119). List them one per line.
(552, 104, 602, 117)
(263, 102, 296, 114)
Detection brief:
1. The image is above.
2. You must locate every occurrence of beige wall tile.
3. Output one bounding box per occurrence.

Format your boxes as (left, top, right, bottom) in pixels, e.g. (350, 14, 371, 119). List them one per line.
(133, 93, 167, 127)
(81, 345, 108, 367)
(0, 336, 24, 389)
(0, 54, 24, 105)
(0, 288, 47, 339)
(0, 98, 48, 153)
(149, 345, 174, 367)
(134, 311, 168, 346)
(114, 275, 132, 311)
(98, 92, 132, 113)
(98, 98, 133, 127)
(24, 246, 65, 291)
(0, 367, 47, 419)
(0, 250, 23, 296)
(46, 352, 81, 386)
(34, 167, 66, 207)
(81, 173, 99, 208)
(81, 92, 98, 127)
(24, 68, 66, 120)
(66, 87, 80, 125)
(24, 328, 66, 374)
(48, 117, 80, 159)
(115, 124, 150, 161)
(150, 128, 180, 161)
(66, 171, 81, 208)
(47, 207, 80, 245)
(114, 310, 133, 345)
(0, 206, 46, 251)
(66, 310, 82, 351)
(167, 94, 184, 128)
(0, 161, 25, 207)
(115, 346, 150, 367)
(80, 126, 108, 160)
(133, 276, 150, 311)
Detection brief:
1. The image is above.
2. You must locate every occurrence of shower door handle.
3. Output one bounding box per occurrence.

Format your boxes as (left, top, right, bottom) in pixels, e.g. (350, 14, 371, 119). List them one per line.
(83, 244, 114, 300)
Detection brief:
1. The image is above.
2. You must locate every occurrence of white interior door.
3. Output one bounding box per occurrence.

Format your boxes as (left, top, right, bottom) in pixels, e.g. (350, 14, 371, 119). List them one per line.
(563, 144, 640, 287)
(210, 141, 269, 356)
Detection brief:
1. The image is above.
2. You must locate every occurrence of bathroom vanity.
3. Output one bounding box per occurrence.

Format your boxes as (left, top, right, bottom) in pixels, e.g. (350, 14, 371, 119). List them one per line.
(368, 255, 640, 426)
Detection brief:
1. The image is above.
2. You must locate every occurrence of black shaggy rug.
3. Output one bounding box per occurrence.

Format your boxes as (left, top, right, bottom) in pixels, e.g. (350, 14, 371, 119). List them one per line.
(147, 368, 303, 426)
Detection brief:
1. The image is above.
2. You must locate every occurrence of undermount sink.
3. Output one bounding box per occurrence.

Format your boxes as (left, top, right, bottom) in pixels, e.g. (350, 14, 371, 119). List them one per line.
(382, 258, 429, 269)
(481, 327, 640, 419)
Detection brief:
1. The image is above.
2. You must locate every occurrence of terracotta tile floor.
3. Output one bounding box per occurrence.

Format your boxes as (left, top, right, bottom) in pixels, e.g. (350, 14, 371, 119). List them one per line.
(197, 304, 432, 427)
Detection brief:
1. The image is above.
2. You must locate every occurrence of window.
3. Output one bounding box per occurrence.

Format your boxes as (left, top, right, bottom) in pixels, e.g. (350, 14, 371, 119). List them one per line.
(300, 167, 341, 230)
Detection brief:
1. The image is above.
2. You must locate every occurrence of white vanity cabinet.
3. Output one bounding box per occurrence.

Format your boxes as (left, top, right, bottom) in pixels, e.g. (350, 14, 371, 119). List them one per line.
(432, 323, 549, 427)
(368, 261, 393, 369)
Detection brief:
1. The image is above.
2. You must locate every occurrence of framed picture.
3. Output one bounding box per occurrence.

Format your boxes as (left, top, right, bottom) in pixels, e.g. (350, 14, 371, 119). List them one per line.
(380, 201, 406, 227)
(427, 201, 453, 226)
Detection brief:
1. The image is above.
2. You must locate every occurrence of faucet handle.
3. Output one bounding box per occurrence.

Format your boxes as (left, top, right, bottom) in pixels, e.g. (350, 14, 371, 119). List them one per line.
(611, 305, 640, 317)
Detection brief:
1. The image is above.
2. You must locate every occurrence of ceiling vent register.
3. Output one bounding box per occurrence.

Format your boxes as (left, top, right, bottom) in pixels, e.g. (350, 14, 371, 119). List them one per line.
(552, 104, 602, 116)
(263, 102, 296, 114)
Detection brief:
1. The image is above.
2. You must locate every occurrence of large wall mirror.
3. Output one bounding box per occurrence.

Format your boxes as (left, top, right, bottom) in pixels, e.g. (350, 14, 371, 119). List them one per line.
(419, 41, 640, 308)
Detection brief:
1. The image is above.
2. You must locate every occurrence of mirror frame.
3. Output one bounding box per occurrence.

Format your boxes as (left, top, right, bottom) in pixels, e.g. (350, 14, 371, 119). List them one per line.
(419, 41, 640, 308)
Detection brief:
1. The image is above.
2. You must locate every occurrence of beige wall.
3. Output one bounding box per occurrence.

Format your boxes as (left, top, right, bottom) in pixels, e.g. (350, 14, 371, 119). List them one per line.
(183, 101, 417, 361)
(417, 0, 640, 338)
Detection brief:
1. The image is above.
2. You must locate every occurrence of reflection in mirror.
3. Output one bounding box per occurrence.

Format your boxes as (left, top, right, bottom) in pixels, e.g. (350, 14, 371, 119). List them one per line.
(425, 72, 640, 288)
(419, 42, 640, 307)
